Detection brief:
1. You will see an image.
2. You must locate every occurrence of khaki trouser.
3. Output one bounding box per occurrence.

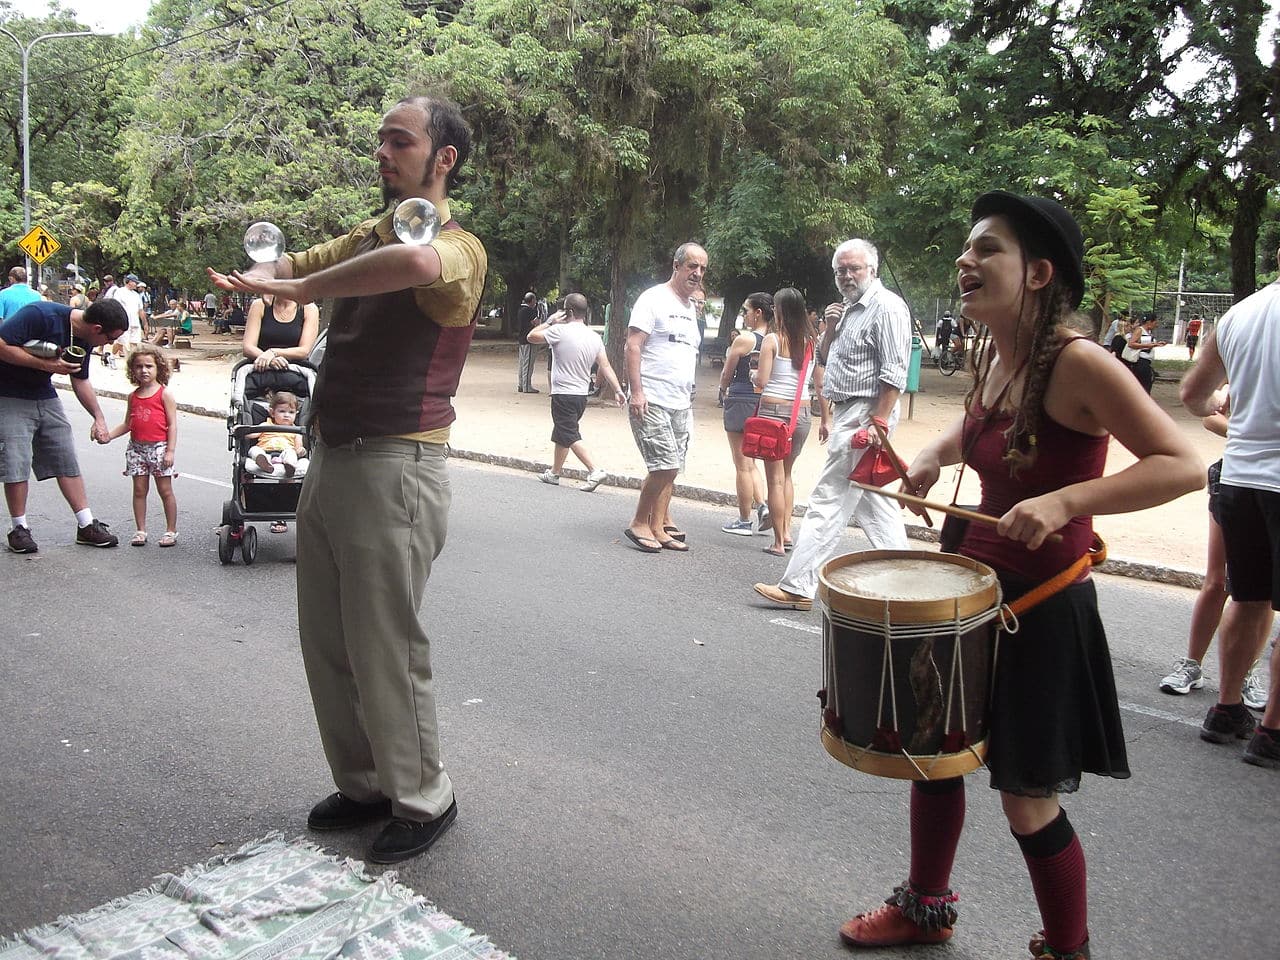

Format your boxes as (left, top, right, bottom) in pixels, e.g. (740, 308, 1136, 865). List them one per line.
(296, 437, 454, 820)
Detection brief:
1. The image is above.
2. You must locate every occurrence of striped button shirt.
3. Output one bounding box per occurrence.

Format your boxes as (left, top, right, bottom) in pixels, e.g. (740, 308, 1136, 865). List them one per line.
(820, 278, 912, 402)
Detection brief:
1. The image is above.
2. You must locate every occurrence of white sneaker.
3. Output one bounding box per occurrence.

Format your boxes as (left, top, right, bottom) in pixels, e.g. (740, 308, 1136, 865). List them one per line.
(755, 503, 772, 534)
(1159, 657, 1204, 695)
(1242, 665, 1269, 711)
(581, 468, 607, 492)
(538, 469, 560, 485)
(721, 517, 754, 536)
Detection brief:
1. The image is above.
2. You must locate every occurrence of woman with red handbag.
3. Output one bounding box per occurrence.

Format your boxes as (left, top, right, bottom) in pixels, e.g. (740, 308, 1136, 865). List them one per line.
(754, 288, 816, 556)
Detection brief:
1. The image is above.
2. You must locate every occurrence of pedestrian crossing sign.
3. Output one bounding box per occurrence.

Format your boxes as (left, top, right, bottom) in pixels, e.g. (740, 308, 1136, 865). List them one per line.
(18, 224, 60, 265)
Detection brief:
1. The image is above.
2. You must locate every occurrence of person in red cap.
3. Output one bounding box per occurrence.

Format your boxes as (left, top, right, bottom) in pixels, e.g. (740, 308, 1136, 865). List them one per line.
(835, 193, 1202, 959)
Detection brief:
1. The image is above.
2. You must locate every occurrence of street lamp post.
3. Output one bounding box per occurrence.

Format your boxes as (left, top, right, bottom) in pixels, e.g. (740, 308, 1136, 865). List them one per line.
(0, 27, 96, 285)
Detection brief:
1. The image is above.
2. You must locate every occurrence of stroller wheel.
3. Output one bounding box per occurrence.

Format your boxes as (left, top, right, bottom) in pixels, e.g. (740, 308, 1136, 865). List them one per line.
(240, 525, 258, 565)
(217, 525, 236, 565)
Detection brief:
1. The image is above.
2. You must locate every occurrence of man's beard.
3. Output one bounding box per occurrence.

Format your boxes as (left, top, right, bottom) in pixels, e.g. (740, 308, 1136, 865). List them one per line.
(839, 278, 871, 302)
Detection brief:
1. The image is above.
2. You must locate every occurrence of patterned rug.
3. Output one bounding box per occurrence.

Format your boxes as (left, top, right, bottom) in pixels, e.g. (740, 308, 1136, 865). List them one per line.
(1, 834, 513, 959)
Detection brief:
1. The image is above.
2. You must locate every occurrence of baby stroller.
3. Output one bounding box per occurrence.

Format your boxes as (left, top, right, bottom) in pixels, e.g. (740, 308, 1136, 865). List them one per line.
(218, 359, 318, 565)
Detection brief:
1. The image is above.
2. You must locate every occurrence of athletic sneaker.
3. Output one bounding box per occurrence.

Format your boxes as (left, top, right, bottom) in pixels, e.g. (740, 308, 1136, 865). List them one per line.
(756, 503, 772, 534)
(1242, 665, 1269, 711)
(721, 517, 754, 536)
(581, 468, 607, 493)
(1242, 726, 1280, 770)
(75, 519, 119, 547)
(1160, 657, 1204, 695)
(7, 526, 37, 554)
(538, 469, 560, 485)
(1200, 703, 1257, 744)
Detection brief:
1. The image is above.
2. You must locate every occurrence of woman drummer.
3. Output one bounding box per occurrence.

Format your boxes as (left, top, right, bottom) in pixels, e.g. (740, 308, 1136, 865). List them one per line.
(837, 193, 1202, 959)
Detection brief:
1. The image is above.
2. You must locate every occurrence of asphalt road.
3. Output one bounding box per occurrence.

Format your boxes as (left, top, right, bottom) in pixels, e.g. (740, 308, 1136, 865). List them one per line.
(1, 397, 1273, 959)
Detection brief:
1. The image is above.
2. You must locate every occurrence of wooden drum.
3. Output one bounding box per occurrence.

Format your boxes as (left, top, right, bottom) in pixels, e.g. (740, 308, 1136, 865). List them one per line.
(817, 550, 1004, 780)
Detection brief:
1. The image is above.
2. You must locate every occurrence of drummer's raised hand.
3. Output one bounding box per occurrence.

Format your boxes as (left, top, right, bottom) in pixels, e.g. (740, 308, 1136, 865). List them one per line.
(996, 493, 1070, 550)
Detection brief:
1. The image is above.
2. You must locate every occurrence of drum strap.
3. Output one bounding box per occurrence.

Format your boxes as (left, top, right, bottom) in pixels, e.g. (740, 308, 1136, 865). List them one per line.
(1005, 534, 1107, 618)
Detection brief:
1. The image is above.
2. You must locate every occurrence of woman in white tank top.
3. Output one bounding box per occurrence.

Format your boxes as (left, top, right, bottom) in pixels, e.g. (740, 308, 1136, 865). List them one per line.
(755, 287, 817, 556)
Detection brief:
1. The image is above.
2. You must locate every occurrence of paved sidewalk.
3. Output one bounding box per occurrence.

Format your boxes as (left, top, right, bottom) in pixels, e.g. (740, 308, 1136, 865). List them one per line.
(71, 331, 1217, 587)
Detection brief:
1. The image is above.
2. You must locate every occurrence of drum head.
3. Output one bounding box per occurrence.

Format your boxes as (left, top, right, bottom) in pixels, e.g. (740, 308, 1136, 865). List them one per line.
(818, 550, 999, 623)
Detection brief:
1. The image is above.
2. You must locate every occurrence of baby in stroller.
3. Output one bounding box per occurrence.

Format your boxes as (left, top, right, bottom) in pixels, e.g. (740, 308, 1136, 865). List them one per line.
(219, 360, 316, 561)
(246, 390, 309, 479)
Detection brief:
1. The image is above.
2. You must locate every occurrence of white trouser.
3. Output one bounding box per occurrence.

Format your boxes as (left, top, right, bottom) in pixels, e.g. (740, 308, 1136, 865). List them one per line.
(778, 396, 910, 599)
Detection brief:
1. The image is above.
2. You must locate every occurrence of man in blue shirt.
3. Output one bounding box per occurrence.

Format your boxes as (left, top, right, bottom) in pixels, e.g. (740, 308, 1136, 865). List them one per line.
(0, 267, 41, 320)
(0, 298, 129, 552)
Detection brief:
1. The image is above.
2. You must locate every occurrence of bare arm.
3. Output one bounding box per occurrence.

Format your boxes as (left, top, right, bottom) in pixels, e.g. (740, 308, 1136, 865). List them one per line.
(70, 375, 109, 442)
(814, 363, 831, 443)
(595, 347, 625, 406)
(226, 244, 443, 303)
(162, 388, 178, 467)
(241, 299, 266, 359)
(625, 328, 649, 417)
(207, 257, 291, 291)
(1180, 330, 1229, 416)
(718, 331, 754, 391)
(903, 413, 966, 511)
(870, 383, 901, 426)
(1002, 339, 1203, 549)
(754, 334, 776, 395)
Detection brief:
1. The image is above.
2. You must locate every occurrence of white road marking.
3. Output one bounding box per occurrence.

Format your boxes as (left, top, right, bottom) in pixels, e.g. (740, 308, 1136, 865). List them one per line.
(1116, 702, 1200, 728)
(770, 616, 821, 635)
(769, 617, 1202, 728)
(177, 472, 232, 488)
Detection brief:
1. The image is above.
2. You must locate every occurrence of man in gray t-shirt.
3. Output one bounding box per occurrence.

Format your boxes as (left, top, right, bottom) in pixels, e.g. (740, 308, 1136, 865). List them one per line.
(527, 293, 623, 491)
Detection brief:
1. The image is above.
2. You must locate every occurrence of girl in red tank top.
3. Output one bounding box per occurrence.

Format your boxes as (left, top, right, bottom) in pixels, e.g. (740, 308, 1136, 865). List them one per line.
(837, 194, 1202, 959)
(105, 345, 179, 547)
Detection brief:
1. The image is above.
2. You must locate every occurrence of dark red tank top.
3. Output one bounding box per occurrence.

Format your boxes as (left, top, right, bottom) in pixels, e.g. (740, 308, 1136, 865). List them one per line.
(959, 401, 1108, 581)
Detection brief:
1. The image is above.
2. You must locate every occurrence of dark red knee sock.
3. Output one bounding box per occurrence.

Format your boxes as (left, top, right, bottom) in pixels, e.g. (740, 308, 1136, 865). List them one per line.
(908, 777, 965, 894)
(1015, 809, 1088, 953)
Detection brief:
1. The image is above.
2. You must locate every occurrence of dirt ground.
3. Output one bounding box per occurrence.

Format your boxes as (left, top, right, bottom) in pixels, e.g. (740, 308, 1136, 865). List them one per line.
(449, 345, 1218, 573)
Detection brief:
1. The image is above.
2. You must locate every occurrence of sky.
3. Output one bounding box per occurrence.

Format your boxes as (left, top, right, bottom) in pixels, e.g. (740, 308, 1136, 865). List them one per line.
(9, 0, 152, 32)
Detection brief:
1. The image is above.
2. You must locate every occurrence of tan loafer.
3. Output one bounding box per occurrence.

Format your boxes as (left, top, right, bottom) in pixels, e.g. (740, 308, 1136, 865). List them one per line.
(753, 582, 813, 611)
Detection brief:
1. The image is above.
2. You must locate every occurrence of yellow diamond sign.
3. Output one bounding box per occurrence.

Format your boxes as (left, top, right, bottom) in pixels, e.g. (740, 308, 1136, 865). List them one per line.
(18, 224, 60, 265)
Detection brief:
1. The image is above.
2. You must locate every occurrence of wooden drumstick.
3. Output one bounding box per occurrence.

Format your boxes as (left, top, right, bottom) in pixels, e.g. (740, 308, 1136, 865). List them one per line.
(869, 419, 932, 528)
(849, 480, 1064, 544)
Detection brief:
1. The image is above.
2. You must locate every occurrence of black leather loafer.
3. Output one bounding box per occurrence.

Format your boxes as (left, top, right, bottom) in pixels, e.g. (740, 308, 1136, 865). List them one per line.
(307, 791, 393, 831)
(367, 799, 458, 863)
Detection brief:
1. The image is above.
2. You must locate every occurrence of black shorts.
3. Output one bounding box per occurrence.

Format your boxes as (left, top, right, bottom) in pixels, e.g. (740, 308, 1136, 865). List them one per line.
(1207, 460, 1223, 523)
(550, 394, 587, 447)
(1217, 483, 1280, 608)
(1186, 334, 1199, 348)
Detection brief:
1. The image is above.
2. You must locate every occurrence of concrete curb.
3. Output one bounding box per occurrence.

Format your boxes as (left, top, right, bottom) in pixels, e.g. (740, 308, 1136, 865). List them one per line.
(446, 447, 1206, 591)
(65, 383, 1205, 590)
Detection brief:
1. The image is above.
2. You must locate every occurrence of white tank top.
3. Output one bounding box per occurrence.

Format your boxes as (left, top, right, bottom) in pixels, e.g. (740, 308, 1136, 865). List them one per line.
(760, 333, 813, 402)
(1218, 282, 1280, 493)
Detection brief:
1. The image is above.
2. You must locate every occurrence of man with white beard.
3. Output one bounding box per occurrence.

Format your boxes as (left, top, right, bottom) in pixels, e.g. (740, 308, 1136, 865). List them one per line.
(753, 238, 912, 611)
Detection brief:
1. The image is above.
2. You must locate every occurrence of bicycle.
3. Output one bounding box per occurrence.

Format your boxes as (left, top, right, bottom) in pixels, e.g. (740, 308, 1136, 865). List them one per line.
(936, 336, 966, 376)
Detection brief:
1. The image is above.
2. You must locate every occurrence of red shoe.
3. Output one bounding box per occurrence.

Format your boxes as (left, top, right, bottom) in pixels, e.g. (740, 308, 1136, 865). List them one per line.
(1028, 930, 1091, 959)
(839, 903, 953, 948)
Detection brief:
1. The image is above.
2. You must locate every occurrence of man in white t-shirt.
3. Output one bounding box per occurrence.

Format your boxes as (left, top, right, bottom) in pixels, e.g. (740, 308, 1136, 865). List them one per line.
(622, 242, 706, 552)
(527, 293, 624, 491)
(1181, 245, 1280, 770)
(110, 274, 148, 358)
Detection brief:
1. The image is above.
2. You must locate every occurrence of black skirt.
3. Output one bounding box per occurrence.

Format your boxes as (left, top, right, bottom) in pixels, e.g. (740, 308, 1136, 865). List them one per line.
(984, 575, 1130, 797)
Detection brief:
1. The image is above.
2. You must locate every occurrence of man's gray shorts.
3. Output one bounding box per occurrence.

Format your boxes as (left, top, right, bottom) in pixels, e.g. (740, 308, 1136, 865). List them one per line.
(629, 402, 690, 473)
(0, 396, 81, 483)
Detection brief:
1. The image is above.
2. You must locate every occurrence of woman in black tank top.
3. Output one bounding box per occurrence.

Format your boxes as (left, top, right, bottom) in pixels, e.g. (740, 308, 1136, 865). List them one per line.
(243, 295, 321, 372)
(717, 292, 773, 534)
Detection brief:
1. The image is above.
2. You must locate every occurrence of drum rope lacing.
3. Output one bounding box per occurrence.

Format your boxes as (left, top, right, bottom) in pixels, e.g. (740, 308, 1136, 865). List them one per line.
(823, 596, 1007, 779)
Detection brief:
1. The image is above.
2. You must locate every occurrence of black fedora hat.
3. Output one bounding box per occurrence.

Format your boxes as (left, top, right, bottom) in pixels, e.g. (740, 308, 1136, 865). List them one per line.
(971, 191, 1086, 309)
